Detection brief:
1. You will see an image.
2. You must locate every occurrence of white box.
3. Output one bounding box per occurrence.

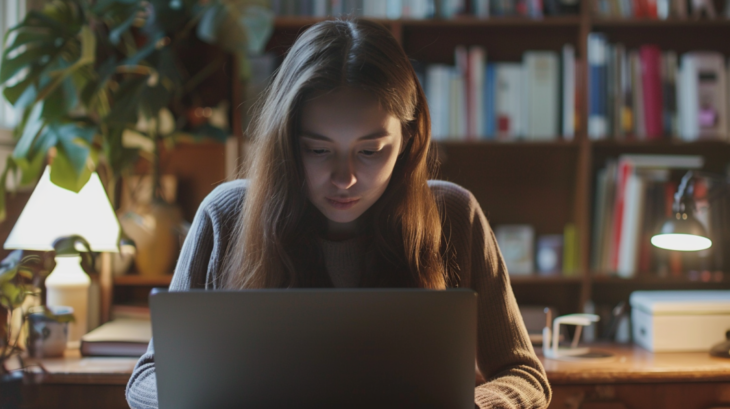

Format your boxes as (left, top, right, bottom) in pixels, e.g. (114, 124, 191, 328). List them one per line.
(630, 290, 730, 352)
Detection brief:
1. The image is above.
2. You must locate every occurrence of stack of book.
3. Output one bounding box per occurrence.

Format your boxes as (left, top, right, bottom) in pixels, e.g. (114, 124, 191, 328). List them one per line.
(418, 45, 579, 141)
(590, 154, 730, 278)
(272, 0, 579, 19)
(588, 34, 730, 142)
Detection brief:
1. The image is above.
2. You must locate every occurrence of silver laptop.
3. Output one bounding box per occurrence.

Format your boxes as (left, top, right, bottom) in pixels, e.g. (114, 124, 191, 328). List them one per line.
(150, 289, 477, 409)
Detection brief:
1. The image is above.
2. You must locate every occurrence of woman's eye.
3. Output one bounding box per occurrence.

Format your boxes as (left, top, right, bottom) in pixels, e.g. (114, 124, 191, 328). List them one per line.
(307, 148, 329, 155)
(360, 149, 379, 156)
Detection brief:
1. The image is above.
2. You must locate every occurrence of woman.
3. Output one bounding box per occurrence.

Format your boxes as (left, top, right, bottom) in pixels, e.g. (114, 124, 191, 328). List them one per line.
(126, 19, 551, 409)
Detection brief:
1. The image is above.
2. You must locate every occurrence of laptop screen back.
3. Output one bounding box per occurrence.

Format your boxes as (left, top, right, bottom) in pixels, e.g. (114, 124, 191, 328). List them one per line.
(150, 289, 476, 409)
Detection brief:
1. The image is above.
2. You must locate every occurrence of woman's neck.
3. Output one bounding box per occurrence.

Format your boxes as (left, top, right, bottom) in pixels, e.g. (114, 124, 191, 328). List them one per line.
(325, 219, 360, 241)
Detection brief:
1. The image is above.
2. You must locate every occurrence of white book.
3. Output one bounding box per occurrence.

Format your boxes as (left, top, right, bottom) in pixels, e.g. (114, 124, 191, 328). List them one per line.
(495, 63, 524, 139)
(524, 51, 559, 140)
(562, 44, 575, 139)
(426, 65, 447, 140)
(473, 0, 490, 17)
(679, 52, 728, 141)
(495, 225, 535, 275)
(313, 0, 329, 16)
(617, 173, 645, 278)
(387, 0, 403, 18)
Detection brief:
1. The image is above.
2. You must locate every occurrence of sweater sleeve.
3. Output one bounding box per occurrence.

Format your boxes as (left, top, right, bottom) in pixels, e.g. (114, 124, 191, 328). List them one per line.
(431, 181, 552, 409)
(125, 180, 245, 409)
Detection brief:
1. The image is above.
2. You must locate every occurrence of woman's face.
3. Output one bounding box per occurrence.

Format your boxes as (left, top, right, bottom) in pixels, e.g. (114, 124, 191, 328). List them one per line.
(299, 87, 404, 228)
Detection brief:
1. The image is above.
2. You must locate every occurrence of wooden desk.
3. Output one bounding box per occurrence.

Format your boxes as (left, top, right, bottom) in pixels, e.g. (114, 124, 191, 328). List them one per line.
(20, 349, 137, 409)
(541, 344, 730, 409)
(16, 345, 730, 409)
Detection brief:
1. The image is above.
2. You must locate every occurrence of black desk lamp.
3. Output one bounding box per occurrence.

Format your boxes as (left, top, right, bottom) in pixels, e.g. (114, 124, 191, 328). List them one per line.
(651, 170, 730, 358)
(650, 170, 728, 251)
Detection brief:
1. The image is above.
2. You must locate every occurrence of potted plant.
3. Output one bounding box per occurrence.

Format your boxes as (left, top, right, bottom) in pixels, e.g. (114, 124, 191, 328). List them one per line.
(0, 250, 41, 409)
(0, 0, 273, 274)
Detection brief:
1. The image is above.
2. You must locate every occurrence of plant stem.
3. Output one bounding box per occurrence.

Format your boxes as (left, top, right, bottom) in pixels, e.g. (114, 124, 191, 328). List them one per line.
(152, 117, 161, 202)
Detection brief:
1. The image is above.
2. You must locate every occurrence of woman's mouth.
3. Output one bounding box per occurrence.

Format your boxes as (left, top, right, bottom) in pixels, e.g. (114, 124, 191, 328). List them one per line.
(326, 197, 360, 210)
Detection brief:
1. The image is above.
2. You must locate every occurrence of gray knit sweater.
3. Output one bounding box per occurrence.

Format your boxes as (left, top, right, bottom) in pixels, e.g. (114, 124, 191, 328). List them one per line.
(126, 179, 551, 408)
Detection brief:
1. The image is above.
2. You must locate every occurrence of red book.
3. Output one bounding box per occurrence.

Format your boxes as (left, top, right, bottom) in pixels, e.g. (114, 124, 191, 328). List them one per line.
(640, 45, 663, 140)
(610, 159, 634, 272)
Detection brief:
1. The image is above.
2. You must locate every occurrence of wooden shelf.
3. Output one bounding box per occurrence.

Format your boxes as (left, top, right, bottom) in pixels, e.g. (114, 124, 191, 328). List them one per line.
(592, 17, 730, 27)
(591, 274, 729, 285)
(113, 275, 173, 286)
(591, 138, 730, 147)
(436, 139, 580, 147)
(274, 16, 582, 29)
(511, 276, 583, 284)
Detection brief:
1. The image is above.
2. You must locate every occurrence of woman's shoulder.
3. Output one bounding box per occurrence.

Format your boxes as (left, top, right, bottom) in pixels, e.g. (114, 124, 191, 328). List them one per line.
(198, 179, 250, 220)
(427, 180, 483, 227)
(427, 180, 477, 209)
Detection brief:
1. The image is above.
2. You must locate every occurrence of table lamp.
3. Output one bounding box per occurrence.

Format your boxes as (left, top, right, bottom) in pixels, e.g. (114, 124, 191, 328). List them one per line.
(650, 170, 723, 251)
(4, 166, 120, 348)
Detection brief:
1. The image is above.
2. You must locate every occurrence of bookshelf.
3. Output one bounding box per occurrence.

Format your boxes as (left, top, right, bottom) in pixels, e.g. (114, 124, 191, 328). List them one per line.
(110, 4, 730, 318)
(259, 4, 730, 318)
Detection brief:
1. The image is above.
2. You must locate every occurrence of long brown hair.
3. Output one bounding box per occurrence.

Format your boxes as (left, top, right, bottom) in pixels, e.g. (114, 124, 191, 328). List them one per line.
(220, 19, 448, 289)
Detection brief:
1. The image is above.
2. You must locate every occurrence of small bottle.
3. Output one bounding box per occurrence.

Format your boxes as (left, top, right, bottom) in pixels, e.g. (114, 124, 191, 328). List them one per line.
(45, 235, 93, 349)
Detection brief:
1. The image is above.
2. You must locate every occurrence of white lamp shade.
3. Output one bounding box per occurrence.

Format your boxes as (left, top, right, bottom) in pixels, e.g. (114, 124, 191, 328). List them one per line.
(4, 166, 120, 252)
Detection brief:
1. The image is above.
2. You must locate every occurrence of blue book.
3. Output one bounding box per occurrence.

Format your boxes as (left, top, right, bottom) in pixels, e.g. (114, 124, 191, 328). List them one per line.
(484, 63, 496, 139)
(588, 33, 608, 140)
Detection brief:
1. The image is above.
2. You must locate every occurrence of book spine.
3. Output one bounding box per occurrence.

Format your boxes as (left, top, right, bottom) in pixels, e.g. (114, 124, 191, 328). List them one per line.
(588, 33, 608, 140)
(484, 63, 496, 139)
(610, 159, 633, 272)
(562, 44, 575, 139)
(640, 45, 664, 139)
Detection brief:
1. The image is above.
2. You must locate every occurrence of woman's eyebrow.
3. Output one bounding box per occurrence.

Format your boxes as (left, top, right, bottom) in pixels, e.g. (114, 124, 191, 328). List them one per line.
(300, 129, 391, 141)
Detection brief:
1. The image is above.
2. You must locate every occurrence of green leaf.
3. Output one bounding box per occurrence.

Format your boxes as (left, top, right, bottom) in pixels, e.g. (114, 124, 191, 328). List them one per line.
(12, 103, 45, 168)
(105, 76, 146, 124)
(0, 157, 18, 223)
(46, 123, 96, 192)
(80, 56, 117, 107)
(2, 65, 43, 107)
(33, 25, 95, 103)
(2, 28, 55, 55)
(0, 283, 21, 309)
(50, 147, 92, 193)
(0, 44, 55, 83)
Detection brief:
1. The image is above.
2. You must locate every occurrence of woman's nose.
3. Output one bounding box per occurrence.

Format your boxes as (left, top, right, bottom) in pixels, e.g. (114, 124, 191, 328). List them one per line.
(331, 157, 357, 190)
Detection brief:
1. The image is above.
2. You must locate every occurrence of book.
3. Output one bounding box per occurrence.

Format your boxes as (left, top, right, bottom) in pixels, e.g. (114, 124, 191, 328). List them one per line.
(484, 63, 497, 139)
(468, 46, 486, 139)
(524, 51, 559, 140)
(640, 45, 664, 139)
(562, 44, 575, 139)
(495, 63, 524, 139)
(80, 318, 152, 357)
(588, 33, 608, 140)
(679, 52, 728, 141)
(495, 224, 535, 275)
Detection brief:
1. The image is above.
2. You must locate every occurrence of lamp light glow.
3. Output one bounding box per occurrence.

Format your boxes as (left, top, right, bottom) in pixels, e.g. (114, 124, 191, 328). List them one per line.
(650, 233, 712, 251)
(4, 166, 120, 252)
